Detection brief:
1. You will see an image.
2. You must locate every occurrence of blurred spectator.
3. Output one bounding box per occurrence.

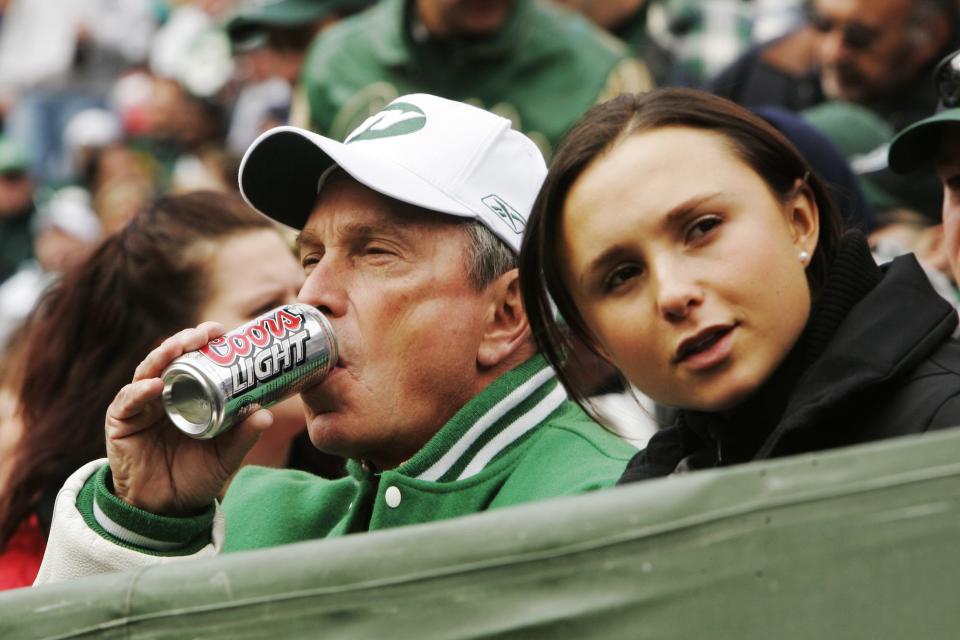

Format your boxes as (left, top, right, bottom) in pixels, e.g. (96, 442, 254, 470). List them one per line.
(712, 0, 958, 132)
(223, 0, 373, 156)
(643, 0, 754, 87)
(110, 69, 156, 138)
(127, 74, 231, 194)
(297, 0, 652, 157)
(150, 1, 235, 101)
(889, 49, 960, 305)
(62, 107, 123, 189)
(712, 0, 958, 256)
(143, 2, 246, 195)
(551, 0, 672, 86)
(557, 0, 805, 88)
(0, 136, 35, 283)
(0, 191, 343, 590)
(55, 104, 159, 233)
(0, 0, 157, 184)
(799, 100, 955, 300)
(751, 0, 806, 44)
(93, 170, 155, 233)
(0, 187, 102, 349)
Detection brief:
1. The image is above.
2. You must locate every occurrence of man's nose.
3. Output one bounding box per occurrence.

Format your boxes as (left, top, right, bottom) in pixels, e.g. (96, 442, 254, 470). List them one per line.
(819, 28, 849, 65)
(298, 260, 349, 318)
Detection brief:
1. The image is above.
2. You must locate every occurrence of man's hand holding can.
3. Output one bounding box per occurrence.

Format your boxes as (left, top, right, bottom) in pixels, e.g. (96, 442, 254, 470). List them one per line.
(104, 322, 275, 517)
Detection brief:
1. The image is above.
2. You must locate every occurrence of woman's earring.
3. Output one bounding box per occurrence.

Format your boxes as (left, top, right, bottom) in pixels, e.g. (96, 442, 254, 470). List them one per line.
(799, 250, 810, 264)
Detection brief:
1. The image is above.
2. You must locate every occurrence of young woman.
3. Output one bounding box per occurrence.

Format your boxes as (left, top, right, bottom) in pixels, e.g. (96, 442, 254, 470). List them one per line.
(0, 191, 342, 589)
(519, 88, 960, 483)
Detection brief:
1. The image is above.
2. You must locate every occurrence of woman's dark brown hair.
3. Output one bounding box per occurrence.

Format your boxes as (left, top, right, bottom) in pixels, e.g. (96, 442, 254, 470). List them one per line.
(0, 191, 274, 548)
(519, 88, 845, 413)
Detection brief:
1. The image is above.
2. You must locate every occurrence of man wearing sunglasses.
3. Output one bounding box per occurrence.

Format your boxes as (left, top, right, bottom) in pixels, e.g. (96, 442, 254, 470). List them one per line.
(889, 49, 960, 297)
(713, 0, 957, 132)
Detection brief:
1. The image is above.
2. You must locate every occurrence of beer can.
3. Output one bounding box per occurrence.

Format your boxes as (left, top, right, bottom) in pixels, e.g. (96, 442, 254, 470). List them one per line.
(161, 303, 337, 439)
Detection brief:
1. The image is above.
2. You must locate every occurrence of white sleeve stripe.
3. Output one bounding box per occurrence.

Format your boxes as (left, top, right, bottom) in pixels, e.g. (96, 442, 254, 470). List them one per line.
(93, 496, 186, 552)
(457, 383, 567, 481)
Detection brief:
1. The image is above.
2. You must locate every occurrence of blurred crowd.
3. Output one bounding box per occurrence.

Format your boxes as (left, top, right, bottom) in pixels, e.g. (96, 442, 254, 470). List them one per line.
(2, 0, 960, 590)
(3, 0, 957, 346)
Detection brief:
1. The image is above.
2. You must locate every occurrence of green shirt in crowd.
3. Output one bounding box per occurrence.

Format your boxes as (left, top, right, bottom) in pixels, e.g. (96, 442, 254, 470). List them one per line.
(294, 0, 653, 160)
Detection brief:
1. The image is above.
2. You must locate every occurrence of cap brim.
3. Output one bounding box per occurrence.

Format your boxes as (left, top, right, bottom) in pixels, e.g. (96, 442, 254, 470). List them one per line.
(888, 108, 960, 174)
(226, 2, 335, 30)
(239, 126, 476, 229)
(225, 2, 336, 47)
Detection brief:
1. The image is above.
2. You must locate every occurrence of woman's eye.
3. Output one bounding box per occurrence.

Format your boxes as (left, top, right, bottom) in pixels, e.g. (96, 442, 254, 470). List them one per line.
(687, 216, 722, 241)
(300, 255, 319, 269)
(603, 264, 642, 292)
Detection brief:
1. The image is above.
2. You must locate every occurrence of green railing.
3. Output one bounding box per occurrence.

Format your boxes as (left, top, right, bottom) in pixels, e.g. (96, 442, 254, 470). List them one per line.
(3, 428, 960, 639)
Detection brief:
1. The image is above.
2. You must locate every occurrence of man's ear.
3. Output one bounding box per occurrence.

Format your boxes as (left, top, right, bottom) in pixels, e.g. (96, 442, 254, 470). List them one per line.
(477, 268, 532, 368)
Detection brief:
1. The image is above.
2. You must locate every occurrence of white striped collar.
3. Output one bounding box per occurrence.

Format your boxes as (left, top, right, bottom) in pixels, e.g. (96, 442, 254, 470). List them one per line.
(399, 355, 567, 482)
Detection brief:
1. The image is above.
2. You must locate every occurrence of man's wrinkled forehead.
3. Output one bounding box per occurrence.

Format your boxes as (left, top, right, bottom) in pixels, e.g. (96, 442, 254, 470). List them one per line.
(296, 172, 463, 251)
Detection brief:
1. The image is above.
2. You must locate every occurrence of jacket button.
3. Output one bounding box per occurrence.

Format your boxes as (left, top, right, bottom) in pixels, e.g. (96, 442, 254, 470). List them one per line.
(385, 486, 402, 508)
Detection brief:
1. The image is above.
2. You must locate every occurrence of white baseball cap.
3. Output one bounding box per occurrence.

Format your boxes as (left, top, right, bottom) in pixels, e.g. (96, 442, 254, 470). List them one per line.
(238, 93, 547, 253)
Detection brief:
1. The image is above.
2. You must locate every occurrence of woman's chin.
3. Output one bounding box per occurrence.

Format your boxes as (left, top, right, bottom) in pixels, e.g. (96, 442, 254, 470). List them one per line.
(659, 380, 760, 414)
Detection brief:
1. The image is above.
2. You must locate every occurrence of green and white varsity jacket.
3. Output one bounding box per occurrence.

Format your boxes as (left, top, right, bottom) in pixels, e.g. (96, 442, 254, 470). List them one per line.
(36, 356, 636, 583)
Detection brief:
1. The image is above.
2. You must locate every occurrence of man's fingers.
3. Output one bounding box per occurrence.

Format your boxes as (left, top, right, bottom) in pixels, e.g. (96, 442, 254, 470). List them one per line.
(215, 409, 274, 468)
(132, 323, 226, 382)
(242, 408, 274, 433)
(106, 378, 165, 435)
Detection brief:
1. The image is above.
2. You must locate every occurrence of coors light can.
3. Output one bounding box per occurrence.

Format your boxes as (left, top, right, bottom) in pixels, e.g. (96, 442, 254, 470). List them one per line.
(161, 303, 337, 439)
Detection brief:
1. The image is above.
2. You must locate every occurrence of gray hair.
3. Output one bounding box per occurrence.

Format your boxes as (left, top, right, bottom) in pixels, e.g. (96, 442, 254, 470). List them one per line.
(461, 221, 517, 290)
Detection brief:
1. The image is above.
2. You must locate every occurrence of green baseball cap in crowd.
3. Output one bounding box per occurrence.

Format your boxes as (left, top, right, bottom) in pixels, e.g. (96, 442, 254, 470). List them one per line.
(803, 101, 894, 159)
(239, 93, 548, 253)
(889, 50, 960, 174)
(0, 136, 29, 174)
(802, 101, 917, 213)
(225, 0, 358, 48)
(888, 109, 960, 174)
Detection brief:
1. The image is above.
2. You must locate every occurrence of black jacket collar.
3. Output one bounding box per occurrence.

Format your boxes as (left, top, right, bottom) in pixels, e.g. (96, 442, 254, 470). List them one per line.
(757, 254, 957, 457)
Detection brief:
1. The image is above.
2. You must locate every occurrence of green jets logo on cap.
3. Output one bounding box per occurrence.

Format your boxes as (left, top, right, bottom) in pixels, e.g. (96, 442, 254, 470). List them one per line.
(482, 195, 525, 234)
(346, 102, 426, 143)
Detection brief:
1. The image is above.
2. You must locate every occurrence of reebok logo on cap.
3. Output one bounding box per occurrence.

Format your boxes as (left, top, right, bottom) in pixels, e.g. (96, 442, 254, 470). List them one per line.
(482, 195, 525, 234)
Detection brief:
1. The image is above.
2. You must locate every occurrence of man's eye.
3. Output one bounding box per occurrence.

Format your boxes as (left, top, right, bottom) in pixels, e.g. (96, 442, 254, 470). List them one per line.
(688, 216, 722, 242)
(603, 264, 642, 292)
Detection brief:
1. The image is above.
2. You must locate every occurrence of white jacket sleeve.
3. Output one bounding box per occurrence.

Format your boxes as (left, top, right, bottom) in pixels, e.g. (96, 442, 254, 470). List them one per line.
(34, 459, 226, 585)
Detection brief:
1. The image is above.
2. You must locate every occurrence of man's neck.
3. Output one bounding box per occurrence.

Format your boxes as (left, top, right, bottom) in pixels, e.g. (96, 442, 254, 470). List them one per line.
(364, 343, 538, 471)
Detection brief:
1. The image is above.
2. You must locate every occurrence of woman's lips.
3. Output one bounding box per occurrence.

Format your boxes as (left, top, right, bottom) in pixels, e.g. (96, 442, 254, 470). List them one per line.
(674, 325, 735, 370)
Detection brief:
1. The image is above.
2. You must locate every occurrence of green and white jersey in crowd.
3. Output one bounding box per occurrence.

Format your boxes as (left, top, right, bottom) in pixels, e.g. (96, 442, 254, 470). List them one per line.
(293, 0, 652, 160)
